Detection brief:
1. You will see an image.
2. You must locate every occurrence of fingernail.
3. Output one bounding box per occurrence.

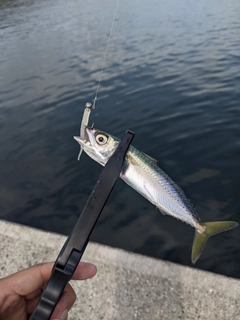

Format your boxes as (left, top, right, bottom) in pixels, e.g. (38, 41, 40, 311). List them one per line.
(53, 309, 68, 320)
(60, 309, 68, 320)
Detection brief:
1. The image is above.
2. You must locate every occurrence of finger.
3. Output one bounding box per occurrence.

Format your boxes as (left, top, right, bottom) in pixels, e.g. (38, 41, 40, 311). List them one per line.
(2, 262, 54, 296)
(27, 262, 97, 317)
(3, 261, 97, 296)
(72, 261, 97, 280)
(26, 295, 44, 315)
(50, 283, 76, 320)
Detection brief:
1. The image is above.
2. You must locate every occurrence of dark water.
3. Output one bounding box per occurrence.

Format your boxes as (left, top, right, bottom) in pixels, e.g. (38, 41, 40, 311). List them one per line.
(1, 0, 240, 278)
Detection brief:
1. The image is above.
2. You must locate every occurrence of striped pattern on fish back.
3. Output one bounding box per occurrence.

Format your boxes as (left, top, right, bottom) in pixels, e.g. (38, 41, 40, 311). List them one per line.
(123, 145, 200, 224)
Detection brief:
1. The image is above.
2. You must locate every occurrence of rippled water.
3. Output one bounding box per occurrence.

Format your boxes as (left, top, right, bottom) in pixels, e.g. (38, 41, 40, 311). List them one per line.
(0, 0, 240, 278)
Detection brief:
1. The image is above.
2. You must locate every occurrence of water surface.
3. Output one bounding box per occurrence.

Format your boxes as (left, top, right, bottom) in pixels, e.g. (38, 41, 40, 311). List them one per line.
(0, 0, 240, 278)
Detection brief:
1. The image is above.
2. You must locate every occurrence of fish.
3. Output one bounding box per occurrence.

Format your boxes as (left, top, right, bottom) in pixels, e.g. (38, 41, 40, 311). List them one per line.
(74, 126, 238, 263)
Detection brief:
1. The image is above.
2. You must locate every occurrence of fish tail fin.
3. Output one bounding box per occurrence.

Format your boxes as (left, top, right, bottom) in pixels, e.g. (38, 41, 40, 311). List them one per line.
(77, 147, 83, 161)
(191, 221, 238, 264)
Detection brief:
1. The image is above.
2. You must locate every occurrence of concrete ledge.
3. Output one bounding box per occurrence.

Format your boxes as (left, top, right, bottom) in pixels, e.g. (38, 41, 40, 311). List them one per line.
(0, 220, 239, 319)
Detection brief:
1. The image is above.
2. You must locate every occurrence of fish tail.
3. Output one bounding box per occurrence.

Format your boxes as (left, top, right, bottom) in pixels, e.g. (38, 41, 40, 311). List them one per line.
(191, 221, 238, 264)
(77, 146, 83, 161)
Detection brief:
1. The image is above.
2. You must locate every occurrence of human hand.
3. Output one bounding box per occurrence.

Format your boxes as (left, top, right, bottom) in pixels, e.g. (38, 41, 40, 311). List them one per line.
(0, 261, 97, 320)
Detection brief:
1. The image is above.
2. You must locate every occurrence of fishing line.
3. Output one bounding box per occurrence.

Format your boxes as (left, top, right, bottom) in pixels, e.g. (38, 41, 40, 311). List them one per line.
(78, 0, 120, 160)
(93, 0, 120, 107)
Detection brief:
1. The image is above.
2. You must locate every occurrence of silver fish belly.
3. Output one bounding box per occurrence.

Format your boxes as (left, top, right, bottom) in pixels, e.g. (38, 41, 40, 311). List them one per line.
(120, 146, 201, 229)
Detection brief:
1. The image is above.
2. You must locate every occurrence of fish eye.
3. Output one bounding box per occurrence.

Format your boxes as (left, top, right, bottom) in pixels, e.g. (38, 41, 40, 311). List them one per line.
(96, 133, 108, 145)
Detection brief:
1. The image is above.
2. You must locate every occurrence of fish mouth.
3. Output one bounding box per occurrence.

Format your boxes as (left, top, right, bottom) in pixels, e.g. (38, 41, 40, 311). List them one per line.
(73, 135, 84, 145)
(73, 135, 85, 160)
(73, 127, 92, 160)
(73, 127, 93, 146)
(73, 127, 96, 160)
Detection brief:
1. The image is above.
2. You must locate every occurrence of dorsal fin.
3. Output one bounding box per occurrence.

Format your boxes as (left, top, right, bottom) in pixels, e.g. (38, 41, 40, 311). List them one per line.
(141, 151, 158, 163)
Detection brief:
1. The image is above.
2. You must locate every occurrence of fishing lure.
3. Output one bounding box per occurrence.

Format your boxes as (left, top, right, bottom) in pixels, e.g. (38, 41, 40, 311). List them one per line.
(77, 101, 95, 160)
